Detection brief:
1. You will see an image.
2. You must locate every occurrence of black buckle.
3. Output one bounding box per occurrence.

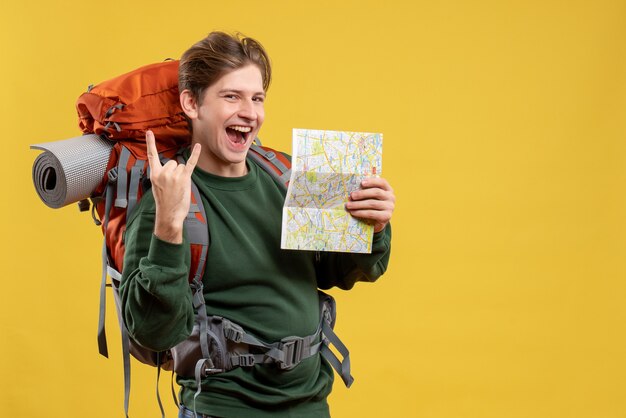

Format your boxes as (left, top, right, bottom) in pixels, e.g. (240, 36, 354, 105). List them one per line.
(77, 199, 90, 212)
(279, 337, 304, 370)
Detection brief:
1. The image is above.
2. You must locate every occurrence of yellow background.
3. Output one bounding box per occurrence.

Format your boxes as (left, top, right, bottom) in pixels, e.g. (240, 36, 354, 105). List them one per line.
(2, 1, 626, 417)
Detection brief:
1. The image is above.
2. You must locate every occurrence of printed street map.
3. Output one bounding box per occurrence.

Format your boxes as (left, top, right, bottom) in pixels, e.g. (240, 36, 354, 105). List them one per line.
(281, 129, 383, 253)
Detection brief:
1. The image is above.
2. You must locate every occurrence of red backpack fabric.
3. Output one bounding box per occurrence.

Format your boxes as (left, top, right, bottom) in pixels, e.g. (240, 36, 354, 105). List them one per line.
(76, 59, 190, 148)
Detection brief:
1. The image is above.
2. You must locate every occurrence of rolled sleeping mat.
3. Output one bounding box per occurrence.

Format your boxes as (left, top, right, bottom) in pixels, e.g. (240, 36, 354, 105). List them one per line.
(31, 134, 114, 208)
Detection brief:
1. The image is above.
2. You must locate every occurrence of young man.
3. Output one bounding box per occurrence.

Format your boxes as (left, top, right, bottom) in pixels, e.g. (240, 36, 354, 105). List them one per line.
(120, 32, 395, 418)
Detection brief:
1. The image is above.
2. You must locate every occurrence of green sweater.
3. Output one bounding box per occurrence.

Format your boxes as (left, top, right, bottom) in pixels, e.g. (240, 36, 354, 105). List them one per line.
(120, 157, 392, 418)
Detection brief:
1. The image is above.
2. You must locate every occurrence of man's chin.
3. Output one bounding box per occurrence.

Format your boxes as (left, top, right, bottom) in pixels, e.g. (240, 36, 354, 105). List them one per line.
(223, 150, 250, 167)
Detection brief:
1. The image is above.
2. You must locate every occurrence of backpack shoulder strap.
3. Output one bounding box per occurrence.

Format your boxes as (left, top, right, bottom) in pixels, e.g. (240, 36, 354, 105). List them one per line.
(248, 139, 291, 190)
(171, 153, 210, 283)
(185, 180, 209, 282)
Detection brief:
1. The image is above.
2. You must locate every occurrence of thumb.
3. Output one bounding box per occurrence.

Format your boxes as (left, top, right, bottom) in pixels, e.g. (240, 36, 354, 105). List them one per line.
(184, 143, 202, 175)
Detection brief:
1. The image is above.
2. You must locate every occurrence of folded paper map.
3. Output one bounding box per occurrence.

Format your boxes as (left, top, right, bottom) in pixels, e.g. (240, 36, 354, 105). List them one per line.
(281, 129, 383, 253)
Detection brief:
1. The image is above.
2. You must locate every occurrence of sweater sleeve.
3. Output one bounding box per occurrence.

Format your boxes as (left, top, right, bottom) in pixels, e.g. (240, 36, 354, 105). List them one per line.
(315, 224, 392, 290)
(118, 195, 195, 352)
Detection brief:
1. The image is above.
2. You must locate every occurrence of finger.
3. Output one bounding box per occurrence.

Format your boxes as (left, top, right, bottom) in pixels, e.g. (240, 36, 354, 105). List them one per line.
(145, 130, 162, 172)
(346, 198, 393, 211)
(350, 188, 394, 202)
(184, 143, 202, 175)
(361, 177, 392, 191)
(346, 208, 391, 225)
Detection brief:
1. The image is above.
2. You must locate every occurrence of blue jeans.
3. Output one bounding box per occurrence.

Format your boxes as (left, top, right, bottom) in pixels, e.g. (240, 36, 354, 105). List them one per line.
(178, 405, 216, 418)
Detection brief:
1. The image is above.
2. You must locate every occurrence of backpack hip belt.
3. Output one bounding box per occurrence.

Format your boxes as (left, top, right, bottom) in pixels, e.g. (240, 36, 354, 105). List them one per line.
(174, 315, 322, 376)
(168, 286, 353, 412)
(168, 289, 353, 385)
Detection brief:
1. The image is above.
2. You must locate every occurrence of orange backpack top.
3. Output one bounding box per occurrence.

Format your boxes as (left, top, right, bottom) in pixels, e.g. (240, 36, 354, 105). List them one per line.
(76, 59, 190, 149)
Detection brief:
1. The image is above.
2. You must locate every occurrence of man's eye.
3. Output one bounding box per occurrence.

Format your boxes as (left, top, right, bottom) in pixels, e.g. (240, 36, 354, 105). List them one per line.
(253, 96, 265, 103)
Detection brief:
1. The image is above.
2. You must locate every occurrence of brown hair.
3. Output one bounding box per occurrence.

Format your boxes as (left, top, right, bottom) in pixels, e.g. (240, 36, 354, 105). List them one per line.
(178, 31, 272, 104)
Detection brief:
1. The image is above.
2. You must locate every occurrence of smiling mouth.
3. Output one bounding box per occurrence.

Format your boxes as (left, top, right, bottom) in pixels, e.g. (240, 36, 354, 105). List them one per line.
(226, 125, 252, 144)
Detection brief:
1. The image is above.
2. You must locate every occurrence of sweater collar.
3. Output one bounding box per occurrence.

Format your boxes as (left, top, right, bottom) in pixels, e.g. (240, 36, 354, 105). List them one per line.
(191, 159, 258, 191)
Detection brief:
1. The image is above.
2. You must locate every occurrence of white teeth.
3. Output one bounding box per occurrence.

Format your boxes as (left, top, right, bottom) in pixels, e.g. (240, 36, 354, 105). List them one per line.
(229, 126, 252, 133)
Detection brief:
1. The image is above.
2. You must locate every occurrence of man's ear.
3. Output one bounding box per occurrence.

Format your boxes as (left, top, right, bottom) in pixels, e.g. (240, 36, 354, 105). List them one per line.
(180, 89, 199, 119)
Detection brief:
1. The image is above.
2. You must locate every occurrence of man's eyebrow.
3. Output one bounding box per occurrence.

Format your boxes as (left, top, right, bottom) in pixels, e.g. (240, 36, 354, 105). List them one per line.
(218, 89, 265, 96)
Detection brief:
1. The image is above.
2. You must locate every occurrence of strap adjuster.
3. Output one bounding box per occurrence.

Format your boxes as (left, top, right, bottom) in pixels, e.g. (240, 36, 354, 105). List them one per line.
(236, 354, 255, 367)
(279, 336, 304, 370)
(191, 283, 204, 309)
(225, 326, 244, 343)
(107, 167, 119, 183)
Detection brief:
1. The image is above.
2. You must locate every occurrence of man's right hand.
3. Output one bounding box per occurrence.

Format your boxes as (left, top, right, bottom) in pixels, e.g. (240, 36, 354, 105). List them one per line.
(146, 130, 201, 244)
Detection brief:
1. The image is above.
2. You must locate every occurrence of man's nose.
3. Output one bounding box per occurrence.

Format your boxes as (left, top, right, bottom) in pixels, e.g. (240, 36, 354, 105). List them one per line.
(237, 99, 257, 120)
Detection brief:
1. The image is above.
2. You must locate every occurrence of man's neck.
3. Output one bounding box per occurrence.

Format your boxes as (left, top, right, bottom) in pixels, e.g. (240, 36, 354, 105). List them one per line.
(196, 157, 248, 177)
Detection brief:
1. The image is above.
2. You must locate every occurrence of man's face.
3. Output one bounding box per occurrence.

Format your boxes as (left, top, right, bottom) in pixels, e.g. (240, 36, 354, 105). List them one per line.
(189, 64, 265, 177)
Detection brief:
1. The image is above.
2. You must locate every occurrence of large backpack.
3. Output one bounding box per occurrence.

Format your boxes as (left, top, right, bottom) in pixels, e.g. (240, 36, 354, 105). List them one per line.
(78, 61, 352, 417)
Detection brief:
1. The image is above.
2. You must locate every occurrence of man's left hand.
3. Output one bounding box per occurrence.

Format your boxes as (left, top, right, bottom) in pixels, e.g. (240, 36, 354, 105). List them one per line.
(345, 177, 396, 233)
